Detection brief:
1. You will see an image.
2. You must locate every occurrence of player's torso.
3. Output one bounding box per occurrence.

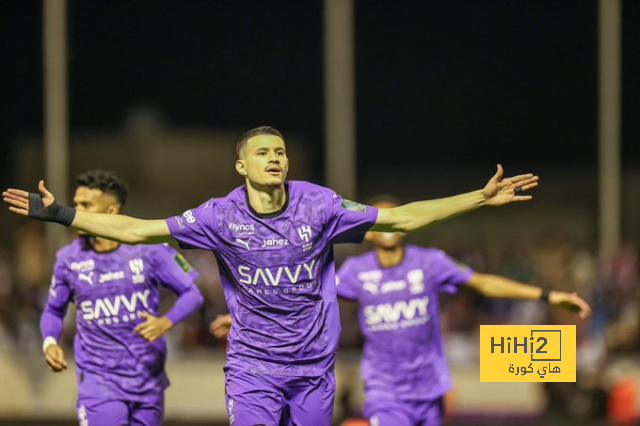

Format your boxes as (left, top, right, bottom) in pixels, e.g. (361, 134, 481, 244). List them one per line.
(215, 190, 332, 302)
(356, 248, 440, 344)
(60, 243, 159, 330)
(355, 248, 451, 398)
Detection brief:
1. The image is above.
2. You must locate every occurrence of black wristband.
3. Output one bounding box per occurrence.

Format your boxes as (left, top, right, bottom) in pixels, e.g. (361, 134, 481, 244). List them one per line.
(539, 288, 551, 303)
(28, 193, 76, 227)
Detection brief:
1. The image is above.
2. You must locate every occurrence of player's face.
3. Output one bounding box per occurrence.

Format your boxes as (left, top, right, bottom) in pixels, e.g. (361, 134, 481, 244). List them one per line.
(236, 135, 289, 188)
(366, 200, 405, 249)
(73, 186, 121, 234)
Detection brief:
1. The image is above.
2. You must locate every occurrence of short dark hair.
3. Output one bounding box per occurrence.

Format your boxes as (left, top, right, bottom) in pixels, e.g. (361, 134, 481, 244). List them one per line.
(236, 126, 284, 158)
(76, 169, 129, 206)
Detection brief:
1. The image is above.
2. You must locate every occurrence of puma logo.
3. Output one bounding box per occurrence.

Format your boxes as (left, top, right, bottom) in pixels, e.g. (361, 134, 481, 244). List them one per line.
(235, 238, 251, 251)
(78, 272, 94, 286)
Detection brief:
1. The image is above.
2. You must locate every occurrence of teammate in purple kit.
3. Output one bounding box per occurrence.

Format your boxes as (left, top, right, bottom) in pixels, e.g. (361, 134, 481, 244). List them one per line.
(335, 197, 591, 426)
(5, 126, 539, 425)
(39, 170, 203, 426)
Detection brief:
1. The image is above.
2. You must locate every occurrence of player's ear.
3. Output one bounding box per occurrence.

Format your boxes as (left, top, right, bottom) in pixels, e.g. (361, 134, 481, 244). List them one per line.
(235, 159, 247, 176)
(364, 231, 374, 242)
(107, 204, 121, 215)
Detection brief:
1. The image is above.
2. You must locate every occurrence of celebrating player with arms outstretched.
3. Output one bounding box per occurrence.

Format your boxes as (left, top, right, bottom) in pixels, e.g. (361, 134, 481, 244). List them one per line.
(39, 170, 203, 426)
(5, 126, 538, 425)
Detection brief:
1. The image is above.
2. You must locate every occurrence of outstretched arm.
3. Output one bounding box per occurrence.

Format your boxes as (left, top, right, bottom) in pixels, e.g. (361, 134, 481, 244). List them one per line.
(3, 180, 173, 245)
(465, 272, 592, 319)
(371, 165, 538, 233)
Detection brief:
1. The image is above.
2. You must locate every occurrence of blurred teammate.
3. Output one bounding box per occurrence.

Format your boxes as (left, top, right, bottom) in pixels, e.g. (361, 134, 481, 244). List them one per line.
(5, 126, 538, 425)
(39, 170, 203, 426)
(335, 197, 591, 426)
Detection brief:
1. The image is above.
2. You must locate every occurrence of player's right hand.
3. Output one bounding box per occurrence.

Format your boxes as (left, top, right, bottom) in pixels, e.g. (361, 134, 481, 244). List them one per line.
(209, 314, 232, 339)
(3, 180, 55, 217)
(45, 344, 68, 372)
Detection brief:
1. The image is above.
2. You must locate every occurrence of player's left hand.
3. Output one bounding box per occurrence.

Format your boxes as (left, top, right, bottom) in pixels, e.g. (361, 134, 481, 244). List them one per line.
(482, 164, 539, 206)
(133, 312, 173, 342)
(549, 291, 592, 319)
(209, 314, 232, 339)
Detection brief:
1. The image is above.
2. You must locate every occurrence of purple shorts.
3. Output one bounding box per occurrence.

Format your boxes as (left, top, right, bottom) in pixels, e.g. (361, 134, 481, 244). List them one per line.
(365, 397, 444, 426)
(76, 394, 164, 426)
(224, 367, 335, 426)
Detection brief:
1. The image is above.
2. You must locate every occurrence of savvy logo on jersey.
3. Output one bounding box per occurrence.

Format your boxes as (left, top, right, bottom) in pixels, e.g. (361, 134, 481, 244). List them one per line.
(364, 296, 430, 331)
(80, 289, 151, 321)
(237, 258, 317, 286)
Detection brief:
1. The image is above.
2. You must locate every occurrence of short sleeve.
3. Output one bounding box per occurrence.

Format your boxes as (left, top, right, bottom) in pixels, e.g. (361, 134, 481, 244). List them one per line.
(336, 258, 361, 300)
(147, 244, 199, 293)
(426, 249, 474, 294)
(41, 256, 74, 339)
(166, 199, 219, 251)
(325, 194, 378, 244)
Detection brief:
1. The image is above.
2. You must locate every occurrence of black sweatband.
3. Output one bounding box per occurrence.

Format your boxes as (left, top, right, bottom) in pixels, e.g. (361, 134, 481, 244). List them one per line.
(539, 288, 551, 303)
(28, 193, 76, 227)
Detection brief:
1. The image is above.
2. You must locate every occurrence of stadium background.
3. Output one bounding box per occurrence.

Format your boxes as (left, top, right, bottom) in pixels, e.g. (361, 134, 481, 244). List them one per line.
(0, 1, 639, 425)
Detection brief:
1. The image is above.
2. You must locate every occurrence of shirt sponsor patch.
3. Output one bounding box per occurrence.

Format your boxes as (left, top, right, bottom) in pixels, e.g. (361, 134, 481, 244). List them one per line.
(341, 199, 367, 213)
(174, 253, 193, 273)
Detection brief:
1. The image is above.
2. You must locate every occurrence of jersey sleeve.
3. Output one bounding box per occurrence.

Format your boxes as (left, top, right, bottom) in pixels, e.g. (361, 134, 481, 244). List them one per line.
(40, 256, 74, 340)
(336, 257, 361, 300)
(325, 193, 378, 244)
(148, 245, 203, 325)
(165, 199, 219, 251)
(426, 249, 475, 294)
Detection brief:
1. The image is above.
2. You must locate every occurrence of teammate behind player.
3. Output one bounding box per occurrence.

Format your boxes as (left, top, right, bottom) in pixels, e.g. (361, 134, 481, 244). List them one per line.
(40, 170, 203, 426)
(5, 126, 538, 425)
(335, 197, 591, 426)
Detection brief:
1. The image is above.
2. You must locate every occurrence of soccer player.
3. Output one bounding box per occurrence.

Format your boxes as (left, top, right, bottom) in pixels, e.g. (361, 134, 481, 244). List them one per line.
(4, 126, 538, 425)
(333, 197, 591, 426)
(39, 170, 203, 426)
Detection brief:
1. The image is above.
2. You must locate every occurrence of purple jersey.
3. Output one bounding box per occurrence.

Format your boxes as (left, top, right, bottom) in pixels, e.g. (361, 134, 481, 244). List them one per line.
(336, 245, 473, 401)
(41, 239, 200, 403)
(166, 181, 378, 377)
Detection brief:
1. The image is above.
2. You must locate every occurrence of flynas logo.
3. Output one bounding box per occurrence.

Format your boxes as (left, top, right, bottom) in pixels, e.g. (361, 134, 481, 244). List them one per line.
(80, 289, 151, 323)
(71, 259, 95, 272)
(229, 223, 255, 234)
(364, 296, 430, 331)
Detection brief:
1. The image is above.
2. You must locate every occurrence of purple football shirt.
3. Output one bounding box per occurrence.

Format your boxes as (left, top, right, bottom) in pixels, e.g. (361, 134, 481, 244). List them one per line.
(40, 239, 200, 402)
(166, 181, 378, 376)
(336, 245, 473, 401)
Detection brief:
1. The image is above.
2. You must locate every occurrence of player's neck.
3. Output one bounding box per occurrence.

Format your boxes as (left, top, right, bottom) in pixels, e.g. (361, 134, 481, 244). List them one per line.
(88, 236, 120, 253)
(246, 181, 287, 214)
(375, 245, 404, 268)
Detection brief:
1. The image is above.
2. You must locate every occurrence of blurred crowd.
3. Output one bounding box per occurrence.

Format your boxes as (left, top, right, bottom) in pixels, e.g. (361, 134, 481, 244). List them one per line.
(1, 222, 639, 422)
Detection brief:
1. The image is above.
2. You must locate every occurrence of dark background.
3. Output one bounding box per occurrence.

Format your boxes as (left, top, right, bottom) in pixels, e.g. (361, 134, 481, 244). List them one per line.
(1, 0, 638, 191)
